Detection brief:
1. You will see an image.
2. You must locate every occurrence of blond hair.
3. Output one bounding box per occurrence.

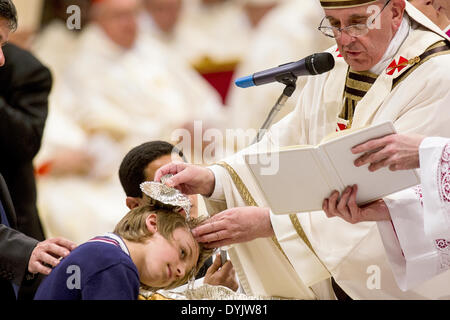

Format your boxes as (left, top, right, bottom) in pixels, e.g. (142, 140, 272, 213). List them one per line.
(114, 199, 214, 290)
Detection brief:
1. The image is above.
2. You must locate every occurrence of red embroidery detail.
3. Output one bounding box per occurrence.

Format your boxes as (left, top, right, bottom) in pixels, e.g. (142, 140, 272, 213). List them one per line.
(386, 56, 409, 75)
(413, 185, 424, 207)
(436, 239, 449, 249)
(438, 143, 450, 203)
(336, 123, 347, 131)
(435, 238, 450, 271)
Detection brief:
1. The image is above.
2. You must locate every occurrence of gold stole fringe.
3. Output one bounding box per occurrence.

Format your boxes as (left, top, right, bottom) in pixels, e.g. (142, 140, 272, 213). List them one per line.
(339, 69, 378, 128)
(216, 161, 328, 272)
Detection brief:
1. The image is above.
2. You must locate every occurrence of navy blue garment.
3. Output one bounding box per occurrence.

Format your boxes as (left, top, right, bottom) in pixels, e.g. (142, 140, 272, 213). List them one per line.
(0, 199, 19, 298)
(0, 199, 10, 227)
(34, 236, 140, 300)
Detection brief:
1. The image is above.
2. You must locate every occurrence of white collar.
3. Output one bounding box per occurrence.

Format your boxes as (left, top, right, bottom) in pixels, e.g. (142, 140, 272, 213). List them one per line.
(104, 233, 131, 256)
(369, 14, 411, 75)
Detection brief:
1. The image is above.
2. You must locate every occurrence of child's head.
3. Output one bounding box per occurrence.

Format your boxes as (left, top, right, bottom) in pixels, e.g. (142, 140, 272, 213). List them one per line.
(113, 201, 213, 290)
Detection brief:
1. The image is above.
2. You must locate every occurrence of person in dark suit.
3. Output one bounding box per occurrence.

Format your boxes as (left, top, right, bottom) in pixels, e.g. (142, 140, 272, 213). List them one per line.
(0, 0, 76, 300)
(0, 33, 53, 242)
(0, 173, 77, 300)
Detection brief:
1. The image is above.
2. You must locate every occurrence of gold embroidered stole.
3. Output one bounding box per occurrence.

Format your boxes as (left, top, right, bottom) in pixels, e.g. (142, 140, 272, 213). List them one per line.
(339, 70, 378, 128)
(216, 162, 329, 272)
(392, 40, 450, 89)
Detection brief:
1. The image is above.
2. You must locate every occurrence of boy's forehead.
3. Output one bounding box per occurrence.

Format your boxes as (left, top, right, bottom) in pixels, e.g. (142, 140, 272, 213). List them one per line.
(174, 227, 198, 249)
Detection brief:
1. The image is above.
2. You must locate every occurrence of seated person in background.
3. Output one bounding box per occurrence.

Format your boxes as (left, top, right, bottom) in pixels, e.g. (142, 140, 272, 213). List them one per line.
(34, 202, 214, 300)
(119, 140, 238, 291)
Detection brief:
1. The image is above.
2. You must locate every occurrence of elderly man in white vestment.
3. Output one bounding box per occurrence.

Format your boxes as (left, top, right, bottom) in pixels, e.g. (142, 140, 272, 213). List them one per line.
(172, 0, 257, 72)
(31, 0, 91, 83)
(34, 0, 224, 244)
(138, 0, 182, 46)
(155, 0, 450, 299)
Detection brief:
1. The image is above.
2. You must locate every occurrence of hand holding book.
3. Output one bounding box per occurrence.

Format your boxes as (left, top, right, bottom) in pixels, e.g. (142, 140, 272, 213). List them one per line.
(244, 121, 420, 215)
(322, 185, 392, 223)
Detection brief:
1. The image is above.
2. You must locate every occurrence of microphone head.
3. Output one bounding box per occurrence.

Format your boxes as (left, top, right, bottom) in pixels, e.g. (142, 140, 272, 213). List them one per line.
(235, 75, 255, 88)
(307, 52, 335, 75)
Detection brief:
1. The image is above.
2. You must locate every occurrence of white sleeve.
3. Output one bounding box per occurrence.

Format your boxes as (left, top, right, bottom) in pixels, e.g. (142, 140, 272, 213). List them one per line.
(377, 188, 440, 291)
(207, 165, 226, 201)
(419, 137, 450, 240)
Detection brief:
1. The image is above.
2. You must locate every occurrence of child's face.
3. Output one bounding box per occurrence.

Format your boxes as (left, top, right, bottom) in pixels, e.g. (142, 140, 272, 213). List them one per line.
(140, 227, 199, 288)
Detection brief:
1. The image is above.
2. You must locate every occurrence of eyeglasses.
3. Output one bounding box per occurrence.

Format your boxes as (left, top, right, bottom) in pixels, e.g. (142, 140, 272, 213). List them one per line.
(318, 0, 392, 39)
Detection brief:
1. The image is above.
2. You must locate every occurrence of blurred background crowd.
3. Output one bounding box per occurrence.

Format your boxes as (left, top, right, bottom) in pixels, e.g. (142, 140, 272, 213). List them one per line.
(6, 0, 333, 245)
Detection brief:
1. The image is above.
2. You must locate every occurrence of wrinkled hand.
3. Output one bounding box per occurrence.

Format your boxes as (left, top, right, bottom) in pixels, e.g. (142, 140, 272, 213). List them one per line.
(322, 185, 391, 224)
(192, 207, 274, 248)
(28, 238, 77, 275)
(204, 253, 239, 291)
(154, 162, 216, 197)
(352, 133, 425, 172)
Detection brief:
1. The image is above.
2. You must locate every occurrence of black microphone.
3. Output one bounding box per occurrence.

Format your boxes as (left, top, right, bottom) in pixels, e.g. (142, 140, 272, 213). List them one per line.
(235, 52, 335, 88)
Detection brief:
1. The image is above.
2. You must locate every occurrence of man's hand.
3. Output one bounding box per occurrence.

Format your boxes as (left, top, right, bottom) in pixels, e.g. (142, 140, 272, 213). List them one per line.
(352, 133, 425, 172)
(204, 253, 239, 291)
(154, 162, 216, 197)
(192, 207, 274, 248)
(322, 185, 391, 224)
(28, 238, 77, 275)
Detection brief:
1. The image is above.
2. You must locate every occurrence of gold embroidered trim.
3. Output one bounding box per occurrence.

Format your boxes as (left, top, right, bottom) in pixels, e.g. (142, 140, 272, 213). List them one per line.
(216, 162, 289, 262)
(289, 214, 315, 253)
(339, 69, 378, 129)
(320, 0, 377, 8)
(346, 77, 374, 93)
(393, 41, 450, 89)
(216, 161, 329, 273)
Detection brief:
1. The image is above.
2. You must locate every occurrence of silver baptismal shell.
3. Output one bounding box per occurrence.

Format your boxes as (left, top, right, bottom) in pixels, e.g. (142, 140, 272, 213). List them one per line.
(140, 174, 191, 218)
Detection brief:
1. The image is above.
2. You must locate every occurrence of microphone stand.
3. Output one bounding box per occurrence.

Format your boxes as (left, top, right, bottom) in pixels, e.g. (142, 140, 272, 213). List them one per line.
(252, 74, 298, 144)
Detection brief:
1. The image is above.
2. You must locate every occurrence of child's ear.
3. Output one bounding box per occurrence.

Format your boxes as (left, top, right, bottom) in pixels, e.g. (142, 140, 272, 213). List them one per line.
(145, 214, 158, 233)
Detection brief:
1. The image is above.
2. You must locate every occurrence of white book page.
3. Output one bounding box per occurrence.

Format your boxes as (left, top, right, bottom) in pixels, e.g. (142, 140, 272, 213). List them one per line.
(320, 122, 420, 205)
(245, 147, 334, 214)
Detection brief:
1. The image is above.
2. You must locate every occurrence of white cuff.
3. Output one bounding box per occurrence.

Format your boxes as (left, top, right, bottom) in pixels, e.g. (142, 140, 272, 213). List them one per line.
(378, 189, 439, 291)
(207, 165, 226, 201)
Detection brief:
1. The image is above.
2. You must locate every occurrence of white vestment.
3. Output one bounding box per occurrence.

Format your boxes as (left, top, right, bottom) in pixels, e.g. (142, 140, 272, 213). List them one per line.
(174, 0, 253, 66)
(378, 137, 450, 291)
(205, 3, 450, 299)
(31, 21, 80, 83)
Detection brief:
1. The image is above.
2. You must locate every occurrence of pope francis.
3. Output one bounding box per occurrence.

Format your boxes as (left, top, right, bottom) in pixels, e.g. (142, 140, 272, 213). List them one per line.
(155, 0, 450, 300)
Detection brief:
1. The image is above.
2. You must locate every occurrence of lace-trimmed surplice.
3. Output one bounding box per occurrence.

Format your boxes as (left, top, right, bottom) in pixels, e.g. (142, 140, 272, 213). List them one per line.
(419, 140, 450, 272)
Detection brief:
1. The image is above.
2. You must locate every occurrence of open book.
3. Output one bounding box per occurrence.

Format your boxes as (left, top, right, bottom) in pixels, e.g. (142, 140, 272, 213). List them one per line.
(244, 121, 420, 215)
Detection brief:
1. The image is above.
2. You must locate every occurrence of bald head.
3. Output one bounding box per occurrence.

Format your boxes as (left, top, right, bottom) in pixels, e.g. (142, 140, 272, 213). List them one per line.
(242, 1, 278, 28)
(91, 0, 140, 49)
(143, 0, 182, 34)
